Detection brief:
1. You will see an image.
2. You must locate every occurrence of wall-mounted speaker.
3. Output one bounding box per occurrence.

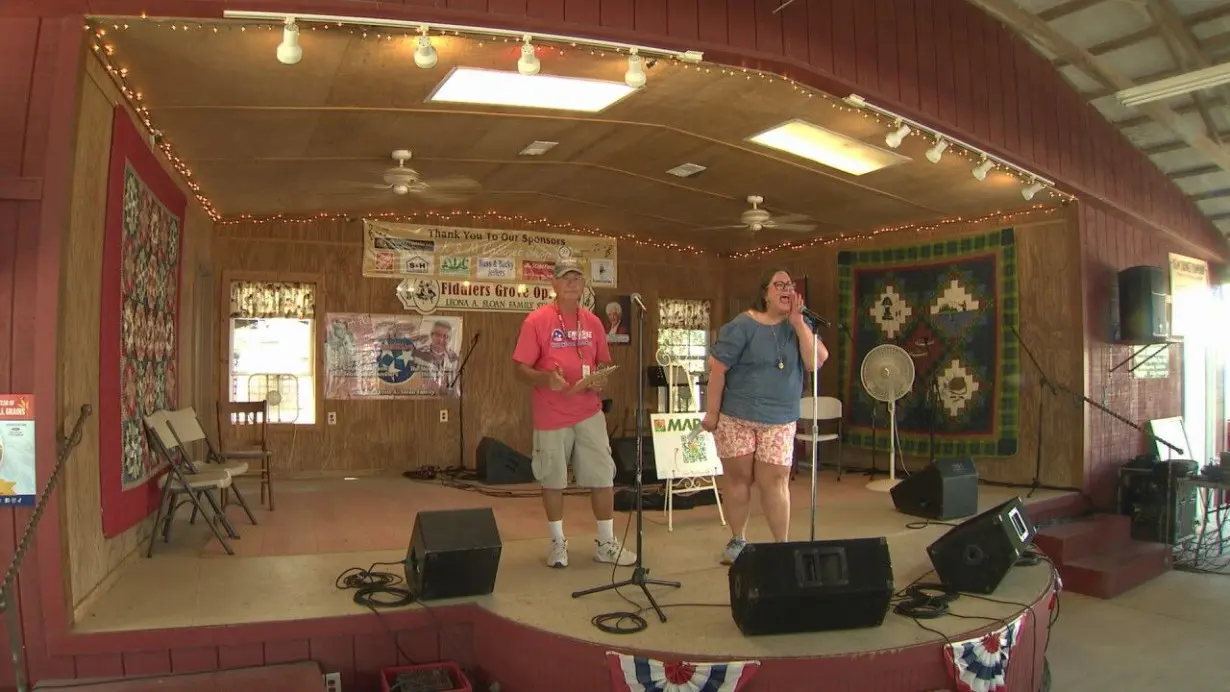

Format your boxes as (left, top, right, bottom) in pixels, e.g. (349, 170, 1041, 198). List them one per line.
(890, 458, 980, 521)
(926, 497, 1035, 595)
(405, 508, 502, 601)
(1118, 265, 1169, 343)
(728, 537, 894, 636)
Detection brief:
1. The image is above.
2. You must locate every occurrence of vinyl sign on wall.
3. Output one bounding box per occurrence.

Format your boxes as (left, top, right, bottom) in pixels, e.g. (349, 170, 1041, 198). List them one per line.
(363, 220, 619, 288)
(396, 279, 596, 315)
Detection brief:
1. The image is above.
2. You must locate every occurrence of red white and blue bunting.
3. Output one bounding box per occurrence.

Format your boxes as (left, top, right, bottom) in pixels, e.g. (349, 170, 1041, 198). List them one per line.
(605, 651, 760, 692)
(943, 611, 1028, 692)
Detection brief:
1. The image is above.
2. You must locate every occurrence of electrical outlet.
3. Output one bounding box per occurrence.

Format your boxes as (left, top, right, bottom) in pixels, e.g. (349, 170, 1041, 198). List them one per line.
(439, 409, 449, 423)
(323, 672, 342, 692)
(327, 411, 337, 425)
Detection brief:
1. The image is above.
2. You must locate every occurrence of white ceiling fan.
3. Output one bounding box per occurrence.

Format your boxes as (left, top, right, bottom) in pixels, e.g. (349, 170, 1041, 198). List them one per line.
(339, 149, 481, 204)
(692, 195, 816, 233)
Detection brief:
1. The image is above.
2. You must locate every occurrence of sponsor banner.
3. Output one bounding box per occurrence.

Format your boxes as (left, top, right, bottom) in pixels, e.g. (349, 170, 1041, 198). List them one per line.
(649, 413, 723, 480)
(363, 220, 618, 286)
(397, 279, 596, 315)
(0, 394, 35, 506)
(324, 314, 463, 400)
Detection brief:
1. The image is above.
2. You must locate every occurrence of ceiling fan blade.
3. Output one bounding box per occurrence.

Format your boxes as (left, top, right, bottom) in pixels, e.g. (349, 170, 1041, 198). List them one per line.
(686, 224, 747, 232)
(334, 181, 392, 192)
(772, 223, 817, 232)
(418, 176, 482, 195)
(770, 213, 812, 225)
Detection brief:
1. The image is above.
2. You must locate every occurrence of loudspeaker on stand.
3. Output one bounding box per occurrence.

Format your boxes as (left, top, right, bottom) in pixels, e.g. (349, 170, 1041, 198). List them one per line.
(406, 507, 502, 601)
(728, 537, 894, 636)
(926, 497, 1034, 595)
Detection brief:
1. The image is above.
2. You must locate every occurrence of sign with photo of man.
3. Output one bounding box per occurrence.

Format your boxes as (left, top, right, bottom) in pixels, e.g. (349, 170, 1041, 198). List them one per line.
(324, 313, 463, 399)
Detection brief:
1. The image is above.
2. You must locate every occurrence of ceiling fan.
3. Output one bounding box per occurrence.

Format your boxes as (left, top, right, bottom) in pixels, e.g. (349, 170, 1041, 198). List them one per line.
(339, 149, 481, 204)
(693, 195, 817, 233)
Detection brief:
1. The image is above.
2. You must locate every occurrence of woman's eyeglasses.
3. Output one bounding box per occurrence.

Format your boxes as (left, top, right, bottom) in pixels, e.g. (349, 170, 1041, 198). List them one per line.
(771, 281, 795, 292)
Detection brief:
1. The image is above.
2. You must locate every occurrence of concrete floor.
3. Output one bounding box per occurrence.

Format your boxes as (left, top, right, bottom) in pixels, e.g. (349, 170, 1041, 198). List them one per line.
(1046, 567, 1229, 690)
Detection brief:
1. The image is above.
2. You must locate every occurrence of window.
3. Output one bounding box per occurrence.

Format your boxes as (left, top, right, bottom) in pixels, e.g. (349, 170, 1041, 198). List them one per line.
(657, 299, 712, 412)
(228, 280, 317, 424)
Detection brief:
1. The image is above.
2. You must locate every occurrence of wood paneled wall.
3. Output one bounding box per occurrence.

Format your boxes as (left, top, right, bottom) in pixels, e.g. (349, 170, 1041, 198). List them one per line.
(213, 220, 726, 475)
(1081, 202, 1189, 510)
(59, 56, 214, 614)
(729, 208, 1085, 489)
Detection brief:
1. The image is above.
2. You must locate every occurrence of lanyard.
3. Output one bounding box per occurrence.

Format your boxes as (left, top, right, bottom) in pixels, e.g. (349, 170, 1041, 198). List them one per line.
(554, 303, 586, 362)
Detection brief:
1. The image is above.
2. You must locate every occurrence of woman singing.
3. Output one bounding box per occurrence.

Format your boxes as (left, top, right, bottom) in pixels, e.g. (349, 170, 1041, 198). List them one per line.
(701, 269, 828, 565)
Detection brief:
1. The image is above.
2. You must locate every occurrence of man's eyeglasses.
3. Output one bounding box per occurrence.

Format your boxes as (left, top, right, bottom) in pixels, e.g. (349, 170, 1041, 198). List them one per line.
(771, 281, 795, 292)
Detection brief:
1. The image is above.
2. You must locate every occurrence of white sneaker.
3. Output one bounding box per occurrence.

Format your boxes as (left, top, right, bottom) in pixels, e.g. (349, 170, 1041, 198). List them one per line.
(594, 539, 636, 566)
(546, 538, 569, 568)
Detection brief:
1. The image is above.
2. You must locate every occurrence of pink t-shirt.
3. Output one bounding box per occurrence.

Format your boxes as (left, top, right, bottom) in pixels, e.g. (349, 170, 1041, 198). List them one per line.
(513, 304, 611, 431)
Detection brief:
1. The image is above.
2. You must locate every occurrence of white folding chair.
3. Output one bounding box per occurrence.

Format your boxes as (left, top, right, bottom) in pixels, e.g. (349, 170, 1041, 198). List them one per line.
(795, 396, 844, 480)
(143, 411, 238, 556)
(164, 407, 258, 526)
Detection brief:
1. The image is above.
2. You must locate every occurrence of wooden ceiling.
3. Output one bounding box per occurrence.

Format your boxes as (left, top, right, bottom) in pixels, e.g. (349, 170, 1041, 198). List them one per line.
(92, 18, 1060, 251)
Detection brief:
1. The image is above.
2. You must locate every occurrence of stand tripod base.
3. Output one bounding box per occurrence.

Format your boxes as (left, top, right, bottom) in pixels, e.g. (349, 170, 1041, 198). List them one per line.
(571, 567, 682, 623)
(866, 478, 900, 493)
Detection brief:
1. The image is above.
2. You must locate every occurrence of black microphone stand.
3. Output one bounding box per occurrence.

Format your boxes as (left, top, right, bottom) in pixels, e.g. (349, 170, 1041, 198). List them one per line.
(928, 374, 941, 466)
(450, 331, 481, 471)
(571, 298, 680, 622)
(1009, 324, 1183, 498)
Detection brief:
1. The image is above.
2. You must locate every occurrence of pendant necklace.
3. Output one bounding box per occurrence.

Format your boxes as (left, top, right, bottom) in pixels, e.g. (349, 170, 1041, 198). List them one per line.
(771, 323, 785, 370)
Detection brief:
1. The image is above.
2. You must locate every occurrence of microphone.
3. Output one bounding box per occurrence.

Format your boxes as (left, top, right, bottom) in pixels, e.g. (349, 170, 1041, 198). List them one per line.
(800, 306, 831, 328)
(631, 293, 648, 312)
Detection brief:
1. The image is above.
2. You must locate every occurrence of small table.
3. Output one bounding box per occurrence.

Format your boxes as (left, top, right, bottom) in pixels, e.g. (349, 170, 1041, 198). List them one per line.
(1180, 476, 1230, 555)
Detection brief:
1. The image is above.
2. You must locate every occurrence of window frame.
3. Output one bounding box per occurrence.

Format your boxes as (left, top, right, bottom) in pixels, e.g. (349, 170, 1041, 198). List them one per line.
(221, 271, 323, 430)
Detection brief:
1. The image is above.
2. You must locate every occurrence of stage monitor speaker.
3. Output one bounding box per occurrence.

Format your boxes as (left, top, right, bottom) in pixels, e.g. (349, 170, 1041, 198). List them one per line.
(611, 436, 658, 486)
(405, 507, 502, 601)
(728, 537, 894, 636)
(890, 457, 979, 521)
(1118, 265, 1169, 343)
(475, 437, 534, 485)
(926, 497, 1034, 595)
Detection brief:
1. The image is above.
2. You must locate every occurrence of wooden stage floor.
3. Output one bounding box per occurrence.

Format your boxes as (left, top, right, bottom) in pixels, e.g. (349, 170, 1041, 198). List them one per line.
(75, 472, 1065, 660)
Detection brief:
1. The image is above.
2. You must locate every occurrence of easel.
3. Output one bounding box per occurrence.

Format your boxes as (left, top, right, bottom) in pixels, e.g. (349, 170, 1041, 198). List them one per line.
(650, 360, 726, 532)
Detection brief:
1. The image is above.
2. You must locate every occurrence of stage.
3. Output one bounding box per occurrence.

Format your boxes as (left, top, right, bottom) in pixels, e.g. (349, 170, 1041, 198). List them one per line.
(60, 472, 1067, 690)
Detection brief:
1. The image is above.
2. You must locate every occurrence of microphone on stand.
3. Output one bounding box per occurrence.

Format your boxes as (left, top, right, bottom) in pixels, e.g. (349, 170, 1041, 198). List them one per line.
(631, 293, 648, 312)
(800, 306, 833, 328)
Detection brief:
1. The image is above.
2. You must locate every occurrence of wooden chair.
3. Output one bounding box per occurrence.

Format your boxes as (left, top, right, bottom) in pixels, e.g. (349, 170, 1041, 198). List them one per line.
(143, 411, 238, 557)
(216, 400, 275, 510)
(164, 407, 259, 527)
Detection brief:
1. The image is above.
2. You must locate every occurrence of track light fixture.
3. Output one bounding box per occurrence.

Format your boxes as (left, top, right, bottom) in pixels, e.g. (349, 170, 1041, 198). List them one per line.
(518, 35, 540, 75)
(885, 122, 911, 149)
(925, 138, 949, 164)
(1021, 179, 1044, 201)
(972, 158, 994, 181)
(276, 17, 302, 65)
(413, 26, 437, 69)
(625, 48, 647, 88)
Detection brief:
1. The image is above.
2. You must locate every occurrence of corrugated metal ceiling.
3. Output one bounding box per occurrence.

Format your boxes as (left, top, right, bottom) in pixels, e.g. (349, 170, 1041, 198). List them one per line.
(970, 0, 1230, 235)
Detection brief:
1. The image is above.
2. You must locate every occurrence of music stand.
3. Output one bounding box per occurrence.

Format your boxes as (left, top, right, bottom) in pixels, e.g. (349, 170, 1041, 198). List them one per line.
(571, 297, 680, 621)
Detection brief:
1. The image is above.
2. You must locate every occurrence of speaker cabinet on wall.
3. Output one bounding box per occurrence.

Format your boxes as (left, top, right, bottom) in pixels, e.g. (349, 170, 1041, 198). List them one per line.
(1118, 265, 1169, 343)
(728, 537, 894, 636)
(926, 498, 1035, 595)
(476, 437, 534, 485)
(890, 458, 980, 521)
(405, 508, 502, 601)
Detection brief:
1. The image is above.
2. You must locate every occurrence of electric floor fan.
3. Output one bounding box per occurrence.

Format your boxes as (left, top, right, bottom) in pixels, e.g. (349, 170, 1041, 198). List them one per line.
(859, 344, 915, 492)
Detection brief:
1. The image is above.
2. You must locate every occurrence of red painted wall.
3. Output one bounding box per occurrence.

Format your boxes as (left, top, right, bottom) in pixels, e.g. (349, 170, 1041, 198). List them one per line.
(0, 0, 1225, 686)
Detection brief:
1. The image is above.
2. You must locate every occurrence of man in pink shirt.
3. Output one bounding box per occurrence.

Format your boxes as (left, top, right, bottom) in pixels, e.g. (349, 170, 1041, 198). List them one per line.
(512, 258, 635, 569)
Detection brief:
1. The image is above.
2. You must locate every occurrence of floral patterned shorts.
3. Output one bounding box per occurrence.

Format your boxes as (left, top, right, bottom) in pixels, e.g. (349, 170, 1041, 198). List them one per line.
(713, 415, 797, 467)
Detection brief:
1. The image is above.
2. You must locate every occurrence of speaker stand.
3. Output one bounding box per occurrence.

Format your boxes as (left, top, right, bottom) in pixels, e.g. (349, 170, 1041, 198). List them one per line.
(571, 299, 680, 622)
(450, 331, 481, 471)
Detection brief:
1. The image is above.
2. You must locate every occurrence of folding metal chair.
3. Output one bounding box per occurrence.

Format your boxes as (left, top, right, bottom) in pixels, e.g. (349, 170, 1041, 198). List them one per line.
(143, 411, 239, 557)
(164, 407, 258, 527)
(794, 396, 845, 481)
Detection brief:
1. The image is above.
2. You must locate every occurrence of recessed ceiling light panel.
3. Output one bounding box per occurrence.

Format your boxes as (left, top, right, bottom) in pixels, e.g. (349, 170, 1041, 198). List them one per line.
(428, 67, 636, 113)
(747, 119, 910, 176)
(666, 163, 707, 178)
(519, 141, 559, 156)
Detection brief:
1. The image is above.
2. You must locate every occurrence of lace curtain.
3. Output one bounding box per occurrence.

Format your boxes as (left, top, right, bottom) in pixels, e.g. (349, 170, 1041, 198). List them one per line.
(230, 281, 316, 319)
(659, 299, 711, 330)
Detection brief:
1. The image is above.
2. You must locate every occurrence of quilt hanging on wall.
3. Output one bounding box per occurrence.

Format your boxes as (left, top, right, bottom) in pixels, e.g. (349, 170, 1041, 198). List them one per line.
(836, 228, 1020, 457)
(99, 105, 186, 538)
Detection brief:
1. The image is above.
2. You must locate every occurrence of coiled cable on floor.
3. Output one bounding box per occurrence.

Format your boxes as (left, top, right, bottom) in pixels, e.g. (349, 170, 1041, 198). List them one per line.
(335, 561, 416, 608)
(892, 582, 960, 619)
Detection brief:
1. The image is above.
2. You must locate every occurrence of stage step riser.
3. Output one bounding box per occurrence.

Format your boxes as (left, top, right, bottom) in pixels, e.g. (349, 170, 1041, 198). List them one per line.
(1034, 514, 1132, 564)
(1055, 542, 1172, 599)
